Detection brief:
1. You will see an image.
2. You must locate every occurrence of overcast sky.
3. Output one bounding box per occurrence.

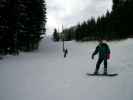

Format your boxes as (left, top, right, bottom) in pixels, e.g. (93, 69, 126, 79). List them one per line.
(46, 0, 112, 35)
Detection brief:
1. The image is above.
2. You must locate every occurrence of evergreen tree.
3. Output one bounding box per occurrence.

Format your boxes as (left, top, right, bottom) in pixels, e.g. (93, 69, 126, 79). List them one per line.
(7, 0, 18, 54)
(57, 0, 133, 41)
(17, 0, 46, 51)
(75, 24, 82, 41)
(0, 0, 47, 55)
(0, 0, 9, 54)
(53, 28, 60, 41)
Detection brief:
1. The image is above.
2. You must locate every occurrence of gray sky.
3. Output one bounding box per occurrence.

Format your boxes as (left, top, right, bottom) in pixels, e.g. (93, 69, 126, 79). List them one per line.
(46, 0, 112, 35)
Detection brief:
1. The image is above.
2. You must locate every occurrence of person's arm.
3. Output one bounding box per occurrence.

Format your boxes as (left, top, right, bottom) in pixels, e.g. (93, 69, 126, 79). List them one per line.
(92, 46, 99, 59)
(106, 44, 111, 59)
(107, 44, 110, 54)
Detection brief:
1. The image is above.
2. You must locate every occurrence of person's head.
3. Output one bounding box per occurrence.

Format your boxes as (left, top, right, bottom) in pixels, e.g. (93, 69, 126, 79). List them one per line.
(97, 38, 103, 43)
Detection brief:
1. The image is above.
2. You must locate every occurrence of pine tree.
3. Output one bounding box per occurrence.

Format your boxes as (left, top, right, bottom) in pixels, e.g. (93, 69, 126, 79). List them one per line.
(17, 0, 46, 51)
(0, 0, 47, 55)
(53, 28, 60, 41)
(7, 0, 18, 54)
(0, 0, 9, 54)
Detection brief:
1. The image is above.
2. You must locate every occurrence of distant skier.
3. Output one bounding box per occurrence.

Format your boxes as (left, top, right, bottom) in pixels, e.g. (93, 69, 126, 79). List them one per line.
(91, 39, 110, 75)
(63, 48, 68, 58)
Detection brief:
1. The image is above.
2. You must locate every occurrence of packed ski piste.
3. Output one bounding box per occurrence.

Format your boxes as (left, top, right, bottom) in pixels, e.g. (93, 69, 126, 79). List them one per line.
(0, 37, 133, 100)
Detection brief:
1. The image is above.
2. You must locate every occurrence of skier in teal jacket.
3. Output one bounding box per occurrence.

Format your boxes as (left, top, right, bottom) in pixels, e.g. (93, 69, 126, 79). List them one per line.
(92, 39, 110, 75)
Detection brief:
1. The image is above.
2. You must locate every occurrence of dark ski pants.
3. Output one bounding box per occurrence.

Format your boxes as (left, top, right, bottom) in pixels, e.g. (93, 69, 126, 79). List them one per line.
(94, 58, 107, 73)
(64, 52, 67, 58)
(64, 49, 68, 58)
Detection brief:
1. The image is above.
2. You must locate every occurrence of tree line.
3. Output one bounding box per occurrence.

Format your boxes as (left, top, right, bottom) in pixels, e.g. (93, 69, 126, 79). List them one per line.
(0, 0, 46, 55)
(53, 0, 133, 41)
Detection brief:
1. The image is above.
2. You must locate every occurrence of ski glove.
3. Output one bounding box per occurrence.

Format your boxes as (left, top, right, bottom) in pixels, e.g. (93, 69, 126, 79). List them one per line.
(107, 54, 110, 59)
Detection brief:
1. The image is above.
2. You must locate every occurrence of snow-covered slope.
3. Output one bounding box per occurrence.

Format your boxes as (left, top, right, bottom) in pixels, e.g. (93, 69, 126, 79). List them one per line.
(0, 37, 133, 100)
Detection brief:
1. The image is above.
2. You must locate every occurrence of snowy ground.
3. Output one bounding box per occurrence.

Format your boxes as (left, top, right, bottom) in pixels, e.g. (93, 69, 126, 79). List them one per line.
(0, 37, 133, 100)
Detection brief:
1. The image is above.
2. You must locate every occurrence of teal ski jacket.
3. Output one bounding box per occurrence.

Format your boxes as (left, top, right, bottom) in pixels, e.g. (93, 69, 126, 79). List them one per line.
(92, 43, 110, 59)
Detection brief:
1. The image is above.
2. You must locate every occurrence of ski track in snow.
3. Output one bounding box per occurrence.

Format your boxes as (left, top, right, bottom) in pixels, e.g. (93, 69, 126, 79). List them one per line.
(0, 37, 133, 100)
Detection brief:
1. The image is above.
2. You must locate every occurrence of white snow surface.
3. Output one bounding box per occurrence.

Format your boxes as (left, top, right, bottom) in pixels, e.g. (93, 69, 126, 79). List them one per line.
(0, 37, 133, 100)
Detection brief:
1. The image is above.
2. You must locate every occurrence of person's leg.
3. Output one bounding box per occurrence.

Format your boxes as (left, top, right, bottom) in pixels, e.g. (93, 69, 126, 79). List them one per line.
(104, 59, 107, 74)
(64, 52, 66, 58)
(64, 49, 67, 58)
(94, 58, 103, 74)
